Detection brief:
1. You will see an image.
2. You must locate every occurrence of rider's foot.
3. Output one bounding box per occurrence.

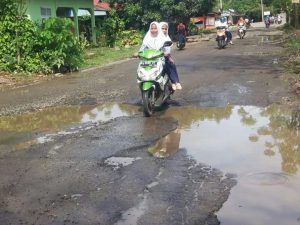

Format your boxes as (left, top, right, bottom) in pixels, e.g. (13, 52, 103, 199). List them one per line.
(230, 41, 233, 45)
(172, 84, 177, 90)
(176, 83, 182, 90)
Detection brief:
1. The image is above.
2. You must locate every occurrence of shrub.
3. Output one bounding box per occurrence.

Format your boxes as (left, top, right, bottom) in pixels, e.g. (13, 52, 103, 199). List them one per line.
(0, 0, 85, 74)
(116, 30, 142, 47)
(96, 9, 125, 47)
(36, 17, 84, 73)
(0, 1, 45, 73)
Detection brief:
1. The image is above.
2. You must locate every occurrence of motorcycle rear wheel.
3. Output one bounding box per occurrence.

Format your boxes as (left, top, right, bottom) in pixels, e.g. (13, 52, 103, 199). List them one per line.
(142, 90, 155, 117)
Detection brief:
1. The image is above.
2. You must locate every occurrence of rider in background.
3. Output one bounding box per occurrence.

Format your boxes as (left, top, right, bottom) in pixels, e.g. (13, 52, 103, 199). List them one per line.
(264, 16, 271, 27)
(176, 22, 187, 46)
(215, 16, 233, 45)
(177, 22, 187, 36)
(237, 17, 245, 26)
(237, 16, 247, 35)
(245, 17, 251, 28)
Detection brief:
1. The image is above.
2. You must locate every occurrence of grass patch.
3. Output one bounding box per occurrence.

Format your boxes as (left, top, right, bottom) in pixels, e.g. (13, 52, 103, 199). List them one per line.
(198, 28, 216, 34)
(280, 27, 300, 94)
(81, 45, 140, 70)
(278, 23, 295, 34)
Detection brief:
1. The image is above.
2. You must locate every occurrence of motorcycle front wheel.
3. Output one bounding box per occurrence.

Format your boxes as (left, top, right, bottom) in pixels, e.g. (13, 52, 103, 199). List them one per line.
(238, 32, 243, 39)
(142, 90, 155, 117)
(218, 39, 225, 49)
(177, 42, 185, 50)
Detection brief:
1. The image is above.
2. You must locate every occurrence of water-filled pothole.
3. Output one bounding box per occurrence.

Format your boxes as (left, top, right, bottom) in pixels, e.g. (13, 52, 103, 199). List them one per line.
(0, 103, 139, 147)
(148, 104, 300, 225)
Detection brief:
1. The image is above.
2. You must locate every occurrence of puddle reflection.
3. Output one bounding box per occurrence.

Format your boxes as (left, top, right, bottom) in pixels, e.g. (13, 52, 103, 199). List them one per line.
(148, 128, 181, 158)
(0, 103, 139, 148)
(150, 104, 300, 225)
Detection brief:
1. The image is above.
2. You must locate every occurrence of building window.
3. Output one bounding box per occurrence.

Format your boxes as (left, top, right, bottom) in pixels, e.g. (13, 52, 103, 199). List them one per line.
(41, 7, 51, 18)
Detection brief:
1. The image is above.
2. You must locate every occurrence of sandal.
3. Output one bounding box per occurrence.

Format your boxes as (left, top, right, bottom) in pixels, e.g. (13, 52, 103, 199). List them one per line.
(172, 84, 177, 90)
(176, 83, 182, 90)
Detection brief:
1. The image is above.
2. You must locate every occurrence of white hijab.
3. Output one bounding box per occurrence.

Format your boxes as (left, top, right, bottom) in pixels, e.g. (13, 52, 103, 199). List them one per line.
(159, 22, 172, 55)
(140, 21, 164, 51)
(159, 22, 172, 42)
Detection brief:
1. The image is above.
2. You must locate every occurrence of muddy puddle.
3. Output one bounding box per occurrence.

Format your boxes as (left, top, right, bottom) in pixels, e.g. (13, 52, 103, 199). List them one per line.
(149, 104, 300, 225)
(259, 35, 282, 43)
(0, 103, 139, 148)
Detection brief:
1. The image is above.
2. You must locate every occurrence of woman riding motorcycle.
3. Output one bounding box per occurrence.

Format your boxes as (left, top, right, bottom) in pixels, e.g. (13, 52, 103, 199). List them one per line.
(215, 17, 233, 45)
(159, 22, 182, 90)
(139, 21, 164, 51)
(237, 16, 247, 36)
(237, 17, 245, 25)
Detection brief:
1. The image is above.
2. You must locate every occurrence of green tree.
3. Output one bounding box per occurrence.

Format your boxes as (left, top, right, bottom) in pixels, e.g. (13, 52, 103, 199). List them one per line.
(224, 0, 261, 14)
(106, 0, 216, 29)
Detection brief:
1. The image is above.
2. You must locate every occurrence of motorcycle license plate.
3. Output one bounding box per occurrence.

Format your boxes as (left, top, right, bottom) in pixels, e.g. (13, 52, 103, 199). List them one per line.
(141, 61, 157, 67)
(217, 30, 225, 36)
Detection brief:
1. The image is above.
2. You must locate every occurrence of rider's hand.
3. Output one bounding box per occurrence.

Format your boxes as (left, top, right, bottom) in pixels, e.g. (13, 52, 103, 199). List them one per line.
(169, 57, 175, 64)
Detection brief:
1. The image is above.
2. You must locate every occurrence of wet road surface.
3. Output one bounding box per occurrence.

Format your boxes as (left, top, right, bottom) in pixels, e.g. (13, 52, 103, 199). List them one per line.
(1, 26, 300, 225)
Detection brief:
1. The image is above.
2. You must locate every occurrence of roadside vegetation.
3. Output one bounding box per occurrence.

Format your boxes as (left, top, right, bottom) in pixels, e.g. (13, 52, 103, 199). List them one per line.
(280, 24, 300, 83)
(82, 46, 139, 70)
(1, 0, 300, 86)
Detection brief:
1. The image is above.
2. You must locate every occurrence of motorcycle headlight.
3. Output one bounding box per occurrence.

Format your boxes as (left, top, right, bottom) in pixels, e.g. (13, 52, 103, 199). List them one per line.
(137, 68, 158, 81)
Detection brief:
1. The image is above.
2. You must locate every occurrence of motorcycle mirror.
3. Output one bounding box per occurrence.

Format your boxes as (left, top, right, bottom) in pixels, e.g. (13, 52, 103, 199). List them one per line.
(163, 41, 173, 47)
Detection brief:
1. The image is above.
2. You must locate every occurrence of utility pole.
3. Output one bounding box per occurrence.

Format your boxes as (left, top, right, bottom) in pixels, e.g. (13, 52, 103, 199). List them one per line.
(296, 3, 299, 28)
(292, 0, 299, 28)
(261, 0, 264, 22)
(220, 0, 223, 13)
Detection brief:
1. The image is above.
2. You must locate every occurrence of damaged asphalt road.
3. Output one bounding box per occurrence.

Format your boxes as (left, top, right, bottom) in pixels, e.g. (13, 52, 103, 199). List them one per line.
(0, 115, 236, 225)
(1, 26, 299, 225)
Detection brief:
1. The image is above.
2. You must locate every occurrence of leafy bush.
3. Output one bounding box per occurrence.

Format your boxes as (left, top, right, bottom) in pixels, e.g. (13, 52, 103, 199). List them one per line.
(116, 30, 142, 47)
(283, 35, 300, 78)
(280, 23, 295, 34)
(36, 18, 84, 73)
(96, 9, 125, 47)
(0, 1, 45, 73)
(187, 22, 199, 36)
(196, 28, 216, 36)
(0, 0, 85, 74)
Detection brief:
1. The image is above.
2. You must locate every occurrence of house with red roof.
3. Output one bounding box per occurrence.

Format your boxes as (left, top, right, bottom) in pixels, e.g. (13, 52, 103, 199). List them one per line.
(94, 0, 111, 14)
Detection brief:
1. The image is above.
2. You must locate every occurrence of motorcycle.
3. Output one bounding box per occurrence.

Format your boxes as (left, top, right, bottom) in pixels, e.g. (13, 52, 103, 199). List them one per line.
(245, 20, 251, 29)
(265, 20, 270, 28)
(137, 41, 174, 117)
(216, 26, 228, 49)
(177, 33, 186, 50)
(237, 23, 246, 39)
(277, 18, 282, 24)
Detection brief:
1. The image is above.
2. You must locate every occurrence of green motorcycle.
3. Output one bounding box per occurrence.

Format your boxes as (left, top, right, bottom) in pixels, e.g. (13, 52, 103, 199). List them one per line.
(136, 41, 174, 117)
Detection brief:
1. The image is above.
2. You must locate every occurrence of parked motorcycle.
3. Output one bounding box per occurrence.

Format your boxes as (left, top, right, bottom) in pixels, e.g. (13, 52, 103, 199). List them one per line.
(237, 23, 246, 39)
(137, 41, 174, 117)
(177, 33, 186, 50)
(216, 26, 228, 49)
